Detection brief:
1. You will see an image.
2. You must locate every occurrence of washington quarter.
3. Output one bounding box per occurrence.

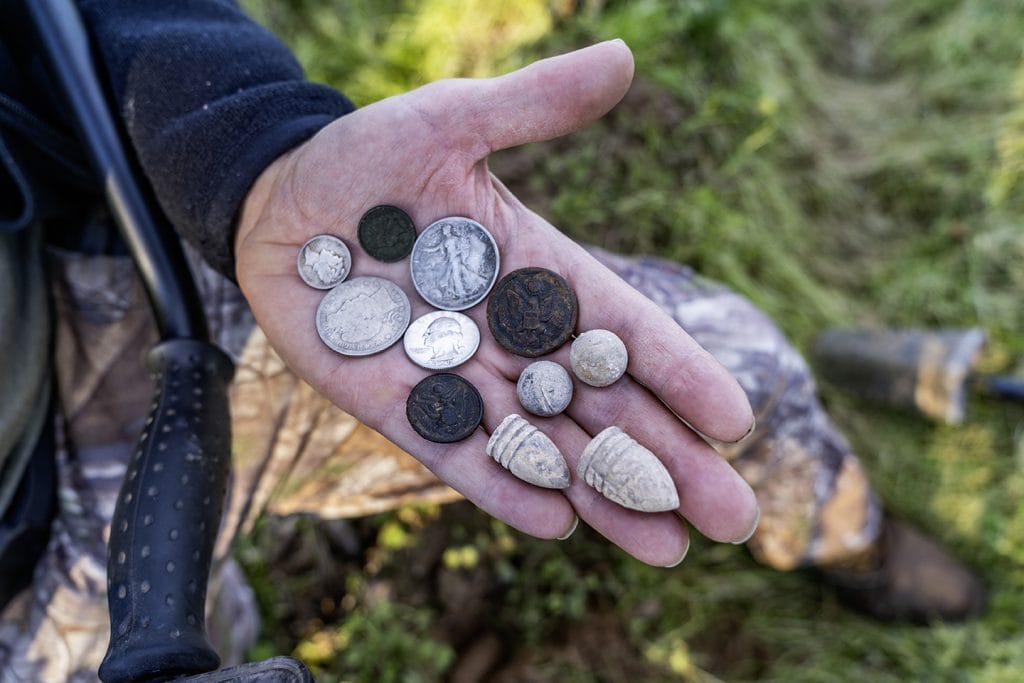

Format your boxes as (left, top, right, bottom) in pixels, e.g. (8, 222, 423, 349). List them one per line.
(410, 217, 499, 311)
(403, 310, 480, 370)
(298, 234, 352, 289)
(315, 276, 411, 356)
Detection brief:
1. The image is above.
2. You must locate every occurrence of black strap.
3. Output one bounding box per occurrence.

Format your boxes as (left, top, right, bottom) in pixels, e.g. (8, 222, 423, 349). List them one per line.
(0, 399, 57, 612)
(0, 91, 93, 187)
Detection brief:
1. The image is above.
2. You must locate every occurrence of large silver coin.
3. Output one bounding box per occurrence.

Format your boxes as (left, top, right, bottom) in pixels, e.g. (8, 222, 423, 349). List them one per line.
(410, 217, 499, 311)
(403, 310, 480, 370)
(298, 234, 352, 289)
(315, 276, 411, 356)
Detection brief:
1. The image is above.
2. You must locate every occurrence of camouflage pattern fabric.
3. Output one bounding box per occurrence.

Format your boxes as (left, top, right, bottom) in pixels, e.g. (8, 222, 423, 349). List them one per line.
(0, 244, 880, 681)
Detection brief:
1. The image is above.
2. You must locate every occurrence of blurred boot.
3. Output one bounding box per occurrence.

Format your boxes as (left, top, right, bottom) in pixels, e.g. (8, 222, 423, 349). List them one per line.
(821, 517, 986, 624)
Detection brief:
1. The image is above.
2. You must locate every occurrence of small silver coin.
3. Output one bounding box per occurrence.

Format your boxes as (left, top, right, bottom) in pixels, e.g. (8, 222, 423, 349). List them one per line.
(298, 234, 352, 289)
(315, 276, 411, 356)
(410, 217, 499, 311)
(403, 310, 480, 370)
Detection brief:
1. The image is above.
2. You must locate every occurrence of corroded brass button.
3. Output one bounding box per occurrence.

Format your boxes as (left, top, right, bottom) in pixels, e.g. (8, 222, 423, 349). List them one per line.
(406, 373, 483, 443)
(357, 204, 417, 263)
(486, 267, 578, 358)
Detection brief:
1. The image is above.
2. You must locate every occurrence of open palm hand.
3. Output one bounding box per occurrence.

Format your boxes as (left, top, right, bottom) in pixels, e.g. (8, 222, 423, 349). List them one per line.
(234, 41, 759, 566)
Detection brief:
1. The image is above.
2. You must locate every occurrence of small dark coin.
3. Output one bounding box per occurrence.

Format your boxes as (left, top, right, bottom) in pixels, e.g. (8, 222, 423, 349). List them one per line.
(358, 205, 417, 262)
(406, 373, 484, 444)
(487, 267, 579, 358)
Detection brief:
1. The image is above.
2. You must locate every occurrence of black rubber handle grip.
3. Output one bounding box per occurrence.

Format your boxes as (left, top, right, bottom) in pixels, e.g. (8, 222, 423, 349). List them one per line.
(99, 339, 234, 683)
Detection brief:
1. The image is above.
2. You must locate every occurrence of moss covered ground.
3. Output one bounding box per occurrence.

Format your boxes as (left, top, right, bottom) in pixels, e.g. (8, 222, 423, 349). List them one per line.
(237, 1, 1024, 680)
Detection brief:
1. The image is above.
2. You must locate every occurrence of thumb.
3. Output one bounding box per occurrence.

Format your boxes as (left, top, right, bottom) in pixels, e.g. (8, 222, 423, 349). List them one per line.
(443, 40, 635, 153)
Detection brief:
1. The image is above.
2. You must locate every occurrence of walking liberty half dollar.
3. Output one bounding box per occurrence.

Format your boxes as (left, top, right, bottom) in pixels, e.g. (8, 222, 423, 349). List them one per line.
(403, 310, 480, 370)
(487, 267, 579, 358)
(406, 373, 484, 443)
(358, 204, 417, 263)
(315, 276, 411, 356)
(298, 234, 352, 289)
(410, 216, 499, 311)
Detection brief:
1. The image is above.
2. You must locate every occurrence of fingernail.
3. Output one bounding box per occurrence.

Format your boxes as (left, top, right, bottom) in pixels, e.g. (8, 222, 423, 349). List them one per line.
(557, 516, 579, 541)
(663, 538, 690, 568)
(739, 416, 757, 443)
(732, 507, 761, 545)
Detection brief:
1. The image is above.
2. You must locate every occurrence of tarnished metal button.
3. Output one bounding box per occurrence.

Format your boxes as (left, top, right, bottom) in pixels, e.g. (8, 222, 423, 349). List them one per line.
(487, 267, 578, 358)
(297, 234, 352, 289)
(406, 373, 484, 443)
(358, 204, 417, 263)
(569, 329, 628, 387)
(516, 361, 573, 417)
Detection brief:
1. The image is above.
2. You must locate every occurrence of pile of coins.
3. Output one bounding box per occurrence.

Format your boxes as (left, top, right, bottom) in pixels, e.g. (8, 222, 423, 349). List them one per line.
(298, 205, 679, 514)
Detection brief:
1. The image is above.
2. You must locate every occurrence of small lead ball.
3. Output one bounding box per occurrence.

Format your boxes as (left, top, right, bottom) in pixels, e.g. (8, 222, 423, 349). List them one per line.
(570, 329, 628, 387)
(517, 361, 573, 417)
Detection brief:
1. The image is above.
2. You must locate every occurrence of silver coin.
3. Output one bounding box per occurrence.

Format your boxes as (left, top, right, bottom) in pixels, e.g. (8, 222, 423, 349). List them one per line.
(298, 234, 352, 289)
(315, 276, 411, 356)
(410, 217, 499, 311)
(403, 310, 480, 370)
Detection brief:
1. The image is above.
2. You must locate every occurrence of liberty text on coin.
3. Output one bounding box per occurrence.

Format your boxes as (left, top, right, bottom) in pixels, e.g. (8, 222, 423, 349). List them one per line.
(403, 310, 480, 370)
(315, 276, 411, 356)
(297, 234, 352, 289)
(410, 216, 499, 311)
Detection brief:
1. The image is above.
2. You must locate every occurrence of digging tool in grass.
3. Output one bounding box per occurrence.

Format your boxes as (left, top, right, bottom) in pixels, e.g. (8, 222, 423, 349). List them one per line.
(813, 327, 1023, 425)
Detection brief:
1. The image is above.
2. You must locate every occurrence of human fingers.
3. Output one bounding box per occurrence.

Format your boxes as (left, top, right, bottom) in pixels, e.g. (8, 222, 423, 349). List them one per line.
(413, 39, 634, 155)
(456, 351, 691, 567)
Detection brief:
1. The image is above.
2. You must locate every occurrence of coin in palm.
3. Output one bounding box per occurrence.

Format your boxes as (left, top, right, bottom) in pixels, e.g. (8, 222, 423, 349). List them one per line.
(403, 311, 480, 370)
(358, 204, 417, 262)
(298, 234, 352, 289)
(315, 276, 411, 356)
(410, 217, 499, 311)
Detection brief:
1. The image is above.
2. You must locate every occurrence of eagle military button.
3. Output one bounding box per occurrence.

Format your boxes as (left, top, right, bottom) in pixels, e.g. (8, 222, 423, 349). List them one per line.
(406, 373, 484, 443)
(487, 267, 578, 358)
(357, 204, 417, 263)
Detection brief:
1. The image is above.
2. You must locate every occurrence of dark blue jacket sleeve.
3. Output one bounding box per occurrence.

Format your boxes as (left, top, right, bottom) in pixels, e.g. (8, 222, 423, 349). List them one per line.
(77, 0, 355, 279)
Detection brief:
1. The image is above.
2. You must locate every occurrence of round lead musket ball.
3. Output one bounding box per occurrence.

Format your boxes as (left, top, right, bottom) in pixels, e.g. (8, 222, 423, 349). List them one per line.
(410, 217, 500, 311)
(403, 311, 480, 370)
(516, 361, 573, 417)
(297, 234, 352, 289)
(406, 373, 484, 443)
(569, 329, 628, 387)
(358, 204, 417, 263)
(315, 276, 411, 356)
(487, 267, 578, 358)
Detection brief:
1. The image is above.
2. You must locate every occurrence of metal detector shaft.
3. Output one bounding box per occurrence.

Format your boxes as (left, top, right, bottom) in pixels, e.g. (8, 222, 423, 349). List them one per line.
(26, 1, 238, 681)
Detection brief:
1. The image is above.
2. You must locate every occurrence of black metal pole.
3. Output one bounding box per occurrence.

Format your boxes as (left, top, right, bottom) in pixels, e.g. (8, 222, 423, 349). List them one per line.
(25, 1, 235, 681)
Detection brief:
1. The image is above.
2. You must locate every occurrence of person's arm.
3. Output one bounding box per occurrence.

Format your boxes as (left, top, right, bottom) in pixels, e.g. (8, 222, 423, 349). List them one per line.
(77, 0, 354, 279)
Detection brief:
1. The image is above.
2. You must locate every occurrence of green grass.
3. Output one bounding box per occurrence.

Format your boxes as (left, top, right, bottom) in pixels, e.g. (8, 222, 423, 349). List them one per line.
(238, 0, 1024, 680)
